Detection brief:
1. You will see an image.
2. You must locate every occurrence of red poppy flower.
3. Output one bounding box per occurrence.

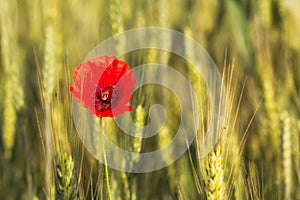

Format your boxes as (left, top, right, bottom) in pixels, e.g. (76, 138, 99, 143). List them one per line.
(70, 56, 136, 117)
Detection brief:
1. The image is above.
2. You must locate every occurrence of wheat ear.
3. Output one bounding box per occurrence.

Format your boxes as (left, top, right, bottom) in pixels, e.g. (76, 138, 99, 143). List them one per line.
(55, 152, 79, 200)
(203, 143, 228, 200)
(281, 111, 292, 200)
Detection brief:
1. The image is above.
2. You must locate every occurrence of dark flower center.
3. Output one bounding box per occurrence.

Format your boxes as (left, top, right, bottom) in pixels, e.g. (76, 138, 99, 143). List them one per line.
(94, 85, 116, 112)
(100, 90, 109, 101)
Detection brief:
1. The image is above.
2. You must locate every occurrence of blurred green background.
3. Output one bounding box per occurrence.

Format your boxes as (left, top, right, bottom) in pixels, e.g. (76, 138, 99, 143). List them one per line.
(0, 0, 300, 199)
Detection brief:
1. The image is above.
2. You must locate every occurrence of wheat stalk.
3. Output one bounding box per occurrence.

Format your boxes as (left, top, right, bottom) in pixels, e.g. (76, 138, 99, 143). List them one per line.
(246, 162, 261, 200)
(99, 118, 112, 200)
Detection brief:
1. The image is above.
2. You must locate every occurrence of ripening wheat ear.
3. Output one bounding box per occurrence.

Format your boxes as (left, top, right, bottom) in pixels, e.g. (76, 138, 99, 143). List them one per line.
(296, 120, 300, 192)
(109, 0, 125, 54)
(109, 0, 123, 35)
(258, 0, 271, 29)
(1, 0, 25, 160)
(202, 142, 228, 200)
(42, 26, 55, 104)
(280, 111, 293, 200)
(55, 152, 79, 200)
(110, 105, 146, 200)
(130, 105, 145, 163)
(199, 65, 241, 200)
(42, 25, 56, 198)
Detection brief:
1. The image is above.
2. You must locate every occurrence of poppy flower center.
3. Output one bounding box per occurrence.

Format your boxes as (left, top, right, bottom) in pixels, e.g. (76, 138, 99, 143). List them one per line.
(94, 85, 116, 112)
(101, 90, 109, 101)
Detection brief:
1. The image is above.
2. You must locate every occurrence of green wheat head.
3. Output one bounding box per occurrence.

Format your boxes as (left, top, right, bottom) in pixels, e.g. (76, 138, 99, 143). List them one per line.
(202, 143, 228, 200)
(1, 0, 24, 160)
(55, 152, 79, 200)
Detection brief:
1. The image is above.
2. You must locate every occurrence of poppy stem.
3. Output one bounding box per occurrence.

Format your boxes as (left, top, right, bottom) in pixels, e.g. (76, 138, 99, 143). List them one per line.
(99, 118, 112, 200)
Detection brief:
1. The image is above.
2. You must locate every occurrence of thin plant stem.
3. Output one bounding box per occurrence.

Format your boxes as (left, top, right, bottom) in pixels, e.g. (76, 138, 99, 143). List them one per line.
(99, 118, 112, 200)
(45, 103, 53, 198)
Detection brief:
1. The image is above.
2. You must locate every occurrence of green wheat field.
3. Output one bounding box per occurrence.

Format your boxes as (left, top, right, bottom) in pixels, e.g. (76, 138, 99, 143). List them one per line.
(1, 0, 300, 199)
